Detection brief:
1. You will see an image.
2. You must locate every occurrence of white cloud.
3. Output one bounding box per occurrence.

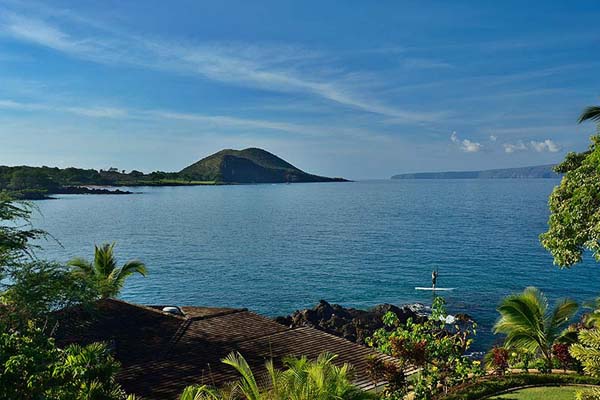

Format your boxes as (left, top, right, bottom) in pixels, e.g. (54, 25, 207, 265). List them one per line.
(489, 135, 497, 141)
(451, 131, 482, 153)
(503, 139, 560, 153)
(530, 139, 560, 152)
(450, 131, 459, 143)
(503, 141, 527, 153)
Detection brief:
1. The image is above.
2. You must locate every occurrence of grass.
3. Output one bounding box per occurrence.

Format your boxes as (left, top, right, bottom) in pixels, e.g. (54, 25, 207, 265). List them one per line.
(439, 374, 600, 400)
(489, 385, 588, 400)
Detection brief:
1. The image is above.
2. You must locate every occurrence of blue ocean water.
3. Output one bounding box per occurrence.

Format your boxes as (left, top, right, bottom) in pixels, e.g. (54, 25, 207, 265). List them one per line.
(32, 180, 600, 351)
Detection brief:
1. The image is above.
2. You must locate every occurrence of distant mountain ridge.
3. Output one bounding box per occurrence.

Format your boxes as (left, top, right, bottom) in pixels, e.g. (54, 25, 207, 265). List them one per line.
(180, 148, 346, 183)
(391, 164, 559, 179)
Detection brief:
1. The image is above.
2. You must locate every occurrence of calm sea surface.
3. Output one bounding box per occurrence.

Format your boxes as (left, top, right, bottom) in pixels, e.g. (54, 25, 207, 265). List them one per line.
(32, 180, 600, 351)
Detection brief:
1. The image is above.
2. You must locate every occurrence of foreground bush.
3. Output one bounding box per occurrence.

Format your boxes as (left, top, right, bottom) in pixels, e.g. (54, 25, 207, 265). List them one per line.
(0, 323, 125, 400)
(437, 373, 600, 400)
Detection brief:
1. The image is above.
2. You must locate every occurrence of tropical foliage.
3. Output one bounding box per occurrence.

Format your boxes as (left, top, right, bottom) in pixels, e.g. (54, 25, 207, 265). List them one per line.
(0, 323, 125, 400)
(1, 260, 99, 322)
(178, 351, 369, 400)
(571, 328, 600, 378)
(68, 243, 147, 298)
(493, 287, 578, 371)
(540, 105, 600, 267)
(367, 297, 482, 400)
(583, 297, 600, 328)
(0, 194, 46, 272)
(579, 106, 600, 123)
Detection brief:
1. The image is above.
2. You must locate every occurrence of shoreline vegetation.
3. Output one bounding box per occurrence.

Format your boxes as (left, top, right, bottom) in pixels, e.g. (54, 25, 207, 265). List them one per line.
(0, 147, 347, 199)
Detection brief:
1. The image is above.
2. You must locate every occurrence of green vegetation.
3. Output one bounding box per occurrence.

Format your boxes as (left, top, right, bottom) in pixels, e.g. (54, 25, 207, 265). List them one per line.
(0, 324, 125, 400)
(367, 297, 483, 399)
(489, 386, 588, 400)
(0, 148, 345, 199)
(0, 194, 46, 269)
(571, 329, 600, 378)
(179, 351, 370, 400)
(493, 287, 578, 371)
(180, 147, 346, 184)
(68, 243, 147, 299)
(540, 105, 600, 267)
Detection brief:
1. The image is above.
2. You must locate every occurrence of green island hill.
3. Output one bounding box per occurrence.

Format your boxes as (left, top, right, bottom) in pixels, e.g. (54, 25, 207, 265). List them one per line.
(0, 147, 347, 199)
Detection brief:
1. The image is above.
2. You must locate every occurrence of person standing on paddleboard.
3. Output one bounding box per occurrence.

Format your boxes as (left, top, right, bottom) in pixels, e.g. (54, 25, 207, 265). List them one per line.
(432, 269, 438, 290)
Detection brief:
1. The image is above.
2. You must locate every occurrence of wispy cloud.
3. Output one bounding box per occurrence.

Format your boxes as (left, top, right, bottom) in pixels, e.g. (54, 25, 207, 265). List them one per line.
(0, 97, 391, 142)
(0, 11, 443, 123)
(0, 99, 127, 118)
(402, 57, 452, 69)
(451, 131, 482, 153)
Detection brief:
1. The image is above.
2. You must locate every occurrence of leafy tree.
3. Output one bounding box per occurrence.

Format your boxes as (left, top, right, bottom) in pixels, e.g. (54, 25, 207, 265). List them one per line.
(1, 261, 99, 323)
(0, 323, 125, 400)
(493, 287, 578, 371)
(68, 243, 147, 299)
(540, 105, 600, 267)
(0, 194, 46, 272)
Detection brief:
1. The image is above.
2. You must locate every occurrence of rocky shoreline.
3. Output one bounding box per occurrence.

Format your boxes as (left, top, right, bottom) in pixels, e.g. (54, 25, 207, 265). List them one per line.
(274, 300, 429, 344)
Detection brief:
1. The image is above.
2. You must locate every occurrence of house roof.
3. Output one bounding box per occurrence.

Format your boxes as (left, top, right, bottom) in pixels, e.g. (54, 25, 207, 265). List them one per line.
(54, 299, 401, 399)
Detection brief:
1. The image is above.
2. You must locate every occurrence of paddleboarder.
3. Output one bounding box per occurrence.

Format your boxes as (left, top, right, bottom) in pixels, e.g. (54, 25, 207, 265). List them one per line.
(431, 269, 438, 290)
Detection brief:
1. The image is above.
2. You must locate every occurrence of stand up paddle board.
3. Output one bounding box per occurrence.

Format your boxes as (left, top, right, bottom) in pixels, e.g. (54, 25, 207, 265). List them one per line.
(415, 287, 455, 291)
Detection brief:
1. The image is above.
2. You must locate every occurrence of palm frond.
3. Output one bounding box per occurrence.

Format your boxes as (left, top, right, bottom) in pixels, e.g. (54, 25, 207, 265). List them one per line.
(94, 242, 118, 277)
(578, 106, 600, 123)
(546, 297, 578, 343)
(179, 385, 221, 400)
(222, 352, 260, 400)
(67, 257, 94, 277)
(118, 260, 147, 279)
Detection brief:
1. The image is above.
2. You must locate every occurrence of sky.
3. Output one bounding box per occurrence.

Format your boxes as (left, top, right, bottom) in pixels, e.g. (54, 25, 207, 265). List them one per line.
(1, 1, 599, 179)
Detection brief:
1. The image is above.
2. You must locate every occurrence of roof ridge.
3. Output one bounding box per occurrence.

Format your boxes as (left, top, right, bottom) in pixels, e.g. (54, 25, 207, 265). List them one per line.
(103, 298, 187, 320)
(187, 308, 247, 321)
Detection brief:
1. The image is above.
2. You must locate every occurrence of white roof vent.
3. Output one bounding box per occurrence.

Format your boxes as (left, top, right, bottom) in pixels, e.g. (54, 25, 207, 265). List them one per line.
(162, 306, 184, 316)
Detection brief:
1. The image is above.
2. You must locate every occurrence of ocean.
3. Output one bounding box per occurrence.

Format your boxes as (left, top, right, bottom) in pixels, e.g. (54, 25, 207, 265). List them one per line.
(32, 179, 600, 351)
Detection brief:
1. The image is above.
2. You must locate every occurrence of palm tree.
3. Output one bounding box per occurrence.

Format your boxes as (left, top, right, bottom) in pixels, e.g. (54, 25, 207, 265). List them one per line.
(179, 351, 369, 400)
(579, 105, 600, 123)
(68, 243, 147, 299)
(493, 287, 578, 370)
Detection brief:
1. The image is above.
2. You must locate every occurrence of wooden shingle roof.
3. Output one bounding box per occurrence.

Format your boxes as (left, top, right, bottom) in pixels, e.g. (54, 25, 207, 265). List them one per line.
(54, 299, 398, 399)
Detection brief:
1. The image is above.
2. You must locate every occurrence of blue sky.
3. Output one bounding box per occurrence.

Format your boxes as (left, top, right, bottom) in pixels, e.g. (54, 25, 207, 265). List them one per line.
(1, 0, 599, 179)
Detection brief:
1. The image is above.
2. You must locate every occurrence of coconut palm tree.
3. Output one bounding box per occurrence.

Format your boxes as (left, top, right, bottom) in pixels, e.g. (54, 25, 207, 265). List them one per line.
(68, 243, 146, 299)
(493, 287, 578, 370)
(579, 105, 600, 123)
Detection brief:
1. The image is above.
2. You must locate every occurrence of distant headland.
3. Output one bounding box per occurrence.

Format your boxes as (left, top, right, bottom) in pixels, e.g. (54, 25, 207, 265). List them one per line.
(391, 164, 559, 179)
(0, 148, 347, 199)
